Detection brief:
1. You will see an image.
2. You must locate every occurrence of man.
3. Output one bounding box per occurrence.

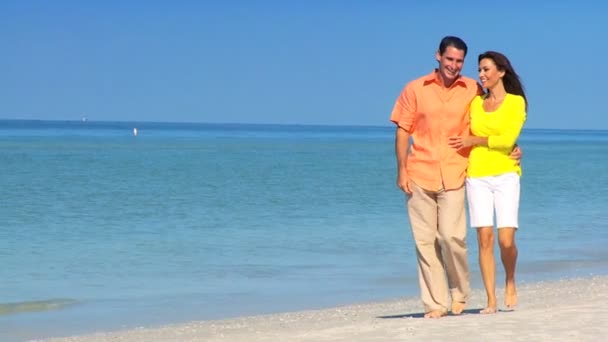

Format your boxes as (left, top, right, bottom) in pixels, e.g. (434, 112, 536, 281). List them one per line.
(390, 36, 482, 318)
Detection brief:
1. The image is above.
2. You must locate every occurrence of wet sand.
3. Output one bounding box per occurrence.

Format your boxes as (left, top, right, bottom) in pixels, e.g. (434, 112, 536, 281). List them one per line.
(45, 275, 608, 342)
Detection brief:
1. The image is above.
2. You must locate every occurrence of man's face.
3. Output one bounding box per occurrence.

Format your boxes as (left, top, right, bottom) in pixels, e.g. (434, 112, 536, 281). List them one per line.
(435, 46, 465, 84)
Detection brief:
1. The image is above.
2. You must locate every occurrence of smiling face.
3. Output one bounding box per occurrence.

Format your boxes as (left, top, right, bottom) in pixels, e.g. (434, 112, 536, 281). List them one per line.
(478, 57, 505, 90)
(435, 46, 465, 86)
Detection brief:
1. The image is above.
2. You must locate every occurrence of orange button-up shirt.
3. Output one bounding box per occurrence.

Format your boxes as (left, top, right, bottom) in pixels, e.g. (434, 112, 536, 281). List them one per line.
(390, 70, 482, 191)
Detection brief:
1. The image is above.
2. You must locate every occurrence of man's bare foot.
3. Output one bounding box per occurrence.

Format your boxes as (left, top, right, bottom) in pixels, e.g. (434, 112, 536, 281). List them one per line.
(480, 306, 497, 314)
(451, 301, 466, 315)
(505, 284, 517, 309)
(424, 310, 447, 319)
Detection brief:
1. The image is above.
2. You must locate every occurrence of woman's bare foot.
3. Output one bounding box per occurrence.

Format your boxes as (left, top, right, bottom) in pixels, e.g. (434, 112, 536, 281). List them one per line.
(481, 296, 497, 315)
(480, 306, 497, 314)
(505, 283, 518, 309)
(424, 310, 447, 319)
(451, 301, 466, 315)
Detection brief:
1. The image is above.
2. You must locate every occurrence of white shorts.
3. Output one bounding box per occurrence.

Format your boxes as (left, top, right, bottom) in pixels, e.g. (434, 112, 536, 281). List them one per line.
(465, 172, 520, 229)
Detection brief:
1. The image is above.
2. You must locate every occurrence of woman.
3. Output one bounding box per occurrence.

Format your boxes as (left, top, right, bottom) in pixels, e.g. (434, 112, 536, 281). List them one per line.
(448, 51, 527, 314)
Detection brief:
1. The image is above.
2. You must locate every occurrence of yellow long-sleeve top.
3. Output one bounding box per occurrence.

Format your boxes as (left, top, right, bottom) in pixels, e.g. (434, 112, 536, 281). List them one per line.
(468, 93, 527, 178)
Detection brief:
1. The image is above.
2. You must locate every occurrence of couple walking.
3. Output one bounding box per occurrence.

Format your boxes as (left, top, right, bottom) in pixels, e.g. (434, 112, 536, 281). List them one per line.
(390, 36, 527, 317)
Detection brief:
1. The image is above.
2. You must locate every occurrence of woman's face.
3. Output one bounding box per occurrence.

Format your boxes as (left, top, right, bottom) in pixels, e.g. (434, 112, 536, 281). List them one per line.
(478, 58, 505, 89)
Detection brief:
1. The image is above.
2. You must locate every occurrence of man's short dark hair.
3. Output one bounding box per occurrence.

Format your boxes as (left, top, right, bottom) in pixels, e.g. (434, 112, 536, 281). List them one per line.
(438, 36, 468, 56)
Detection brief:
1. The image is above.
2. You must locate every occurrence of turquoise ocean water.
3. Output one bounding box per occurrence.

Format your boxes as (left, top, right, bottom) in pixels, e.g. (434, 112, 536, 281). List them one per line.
(1, 120, 607, 341)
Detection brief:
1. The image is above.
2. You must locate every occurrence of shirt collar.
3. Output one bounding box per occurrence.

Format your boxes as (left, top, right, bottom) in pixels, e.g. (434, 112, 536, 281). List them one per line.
(423, 69, 468, 88)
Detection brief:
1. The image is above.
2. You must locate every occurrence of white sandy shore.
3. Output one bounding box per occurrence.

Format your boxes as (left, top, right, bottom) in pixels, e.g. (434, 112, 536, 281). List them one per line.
(44, 275, 608, 342)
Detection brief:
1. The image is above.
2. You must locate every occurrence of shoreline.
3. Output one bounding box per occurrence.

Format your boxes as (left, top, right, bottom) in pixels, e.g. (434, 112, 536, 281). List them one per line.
(44, 275, 608, 342)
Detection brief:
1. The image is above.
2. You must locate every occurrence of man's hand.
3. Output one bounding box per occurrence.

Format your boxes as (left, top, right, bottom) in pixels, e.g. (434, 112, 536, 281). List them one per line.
(397, 170, 411, 194)
(510, 145, 522, 166)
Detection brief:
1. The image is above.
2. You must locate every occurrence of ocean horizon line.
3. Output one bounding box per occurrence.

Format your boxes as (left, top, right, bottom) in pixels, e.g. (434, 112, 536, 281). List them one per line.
(1, 118, 607, 133)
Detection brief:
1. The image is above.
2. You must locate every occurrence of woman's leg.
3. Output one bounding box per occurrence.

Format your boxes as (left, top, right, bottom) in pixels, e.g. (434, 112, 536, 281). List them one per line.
(494, 173, 520, 309)
(477, 227, 497, 313)
(498, 228, 518, 308)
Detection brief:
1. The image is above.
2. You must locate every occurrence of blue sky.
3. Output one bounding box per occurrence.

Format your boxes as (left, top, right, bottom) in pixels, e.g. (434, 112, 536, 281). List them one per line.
(1, 1, 606, 129)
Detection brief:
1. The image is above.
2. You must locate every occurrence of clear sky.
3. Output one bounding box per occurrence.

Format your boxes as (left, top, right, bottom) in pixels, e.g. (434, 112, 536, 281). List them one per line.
(1, 1, 606, 129)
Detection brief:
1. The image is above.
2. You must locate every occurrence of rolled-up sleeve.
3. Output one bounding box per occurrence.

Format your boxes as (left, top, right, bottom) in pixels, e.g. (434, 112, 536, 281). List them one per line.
(390, 84, 416, 132)
(488, 96, 527, 149)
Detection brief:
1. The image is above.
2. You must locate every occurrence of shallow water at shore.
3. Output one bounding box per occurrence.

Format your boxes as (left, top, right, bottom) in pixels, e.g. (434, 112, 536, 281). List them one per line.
(1, 121, 607, 341)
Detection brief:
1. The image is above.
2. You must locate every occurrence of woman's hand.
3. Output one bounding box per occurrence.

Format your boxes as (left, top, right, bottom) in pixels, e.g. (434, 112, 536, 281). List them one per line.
(448, 136, 474, 150)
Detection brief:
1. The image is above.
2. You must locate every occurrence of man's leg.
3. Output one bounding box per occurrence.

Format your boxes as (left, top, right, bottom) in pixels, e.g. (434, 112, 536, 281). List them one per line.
(437, 186, 470, 314)
(407, 182, 448, 317)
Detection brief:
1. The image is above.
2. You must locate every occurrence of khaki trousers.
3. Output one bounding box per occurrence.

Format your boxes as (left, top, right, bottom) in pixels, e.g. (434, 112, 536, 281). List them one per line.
(407, 182, 470, 313)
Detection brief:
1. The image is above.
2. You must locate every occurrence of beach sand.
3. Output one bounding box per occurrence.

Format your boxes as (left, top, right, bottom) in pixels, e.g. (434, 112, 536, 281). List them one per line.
(45, 275, 608, 342)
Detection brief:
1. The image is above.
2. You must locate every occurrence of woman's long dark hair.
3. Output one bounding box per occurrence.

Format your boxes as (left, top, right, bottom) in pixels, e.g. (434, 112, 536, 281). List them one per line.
(479, 51, 527, 110)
